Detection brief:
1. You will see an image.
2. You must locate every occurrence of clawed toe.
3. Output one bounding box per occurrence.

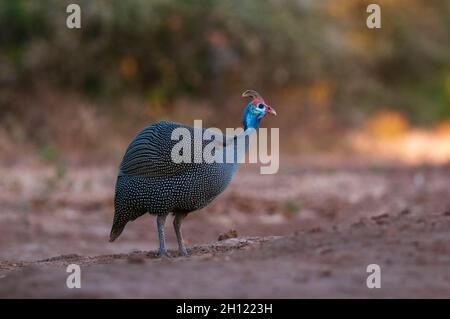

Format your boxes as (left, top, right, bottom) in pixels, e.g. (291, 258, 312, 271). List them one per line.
(157, 250, 172, 258)
(179, 249, 189, 257)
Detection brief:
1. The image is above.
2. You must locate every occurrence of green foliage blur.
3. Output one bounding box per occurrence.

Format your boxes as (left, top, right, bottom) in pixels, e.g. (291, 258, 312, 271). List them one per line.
(0, 0, 449, 153)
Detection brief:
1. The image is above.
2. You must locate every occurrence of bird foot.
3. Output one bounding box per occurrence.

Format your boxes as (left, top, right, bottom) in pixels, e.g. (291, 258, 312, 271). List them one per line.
(157, 250, 172, 258)
(179, 248, 189, 257)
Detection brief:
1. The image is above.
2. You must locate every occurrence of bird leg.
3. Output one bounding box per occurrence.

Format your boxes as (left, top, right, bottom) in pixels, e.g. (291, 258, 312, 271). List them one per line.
(157, 213, 169, 257)
(173, 213, 188, 256)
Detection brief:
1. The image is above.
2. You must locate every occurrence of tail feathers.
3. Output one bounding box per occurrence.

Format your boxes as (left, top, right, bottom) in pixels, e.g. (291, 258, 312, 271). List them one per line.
(109, 220, 126, 242)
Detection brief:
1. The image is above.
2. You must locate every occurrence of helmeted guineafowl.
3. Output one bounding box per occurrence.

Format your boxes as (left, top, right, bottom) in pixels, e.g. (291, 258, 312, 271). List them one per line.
(109, 90, 277, 256)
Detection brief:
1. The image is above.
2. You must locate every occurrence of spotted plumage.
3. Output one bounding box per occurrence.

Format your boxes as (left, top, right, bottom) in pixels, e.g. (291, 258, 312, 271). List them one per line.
(109, 90, 276, 256)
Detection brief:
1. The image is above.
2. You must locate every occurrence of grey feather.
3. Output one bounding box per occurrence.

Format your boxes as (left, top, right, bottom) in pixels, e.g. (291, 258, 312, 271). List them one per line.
(110, 121, 239, 242)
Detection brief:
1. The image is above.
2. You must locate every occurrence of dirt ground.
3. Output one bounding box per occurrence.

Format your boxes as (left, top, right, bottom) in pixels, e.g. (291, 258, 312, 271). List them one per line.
(0, 160, 449, 298)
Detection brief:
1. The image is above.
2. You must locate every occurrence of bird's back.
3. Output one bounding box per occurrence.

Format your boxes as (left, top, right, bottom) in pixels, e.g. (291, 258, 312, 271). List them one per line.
(114, 121, 238, 219)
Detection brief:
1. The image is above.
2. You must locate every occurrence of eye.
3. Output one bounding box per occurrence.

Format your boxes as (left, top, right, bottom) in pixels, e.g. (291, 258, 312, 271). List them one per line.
(257, 103, 264, 109)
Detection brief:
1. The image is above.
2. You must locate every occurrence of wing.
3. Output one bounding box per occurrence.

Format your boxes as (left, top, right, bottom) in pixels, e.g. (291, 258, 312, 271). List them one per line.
(119, 121, 226, 178)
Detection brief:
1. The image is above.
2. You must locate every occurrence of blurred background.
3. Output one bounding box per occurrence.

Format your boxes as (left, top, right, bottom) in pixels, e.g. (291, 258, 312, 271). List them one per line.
(0, 0, 450, 274)
(1, 0, 449, 165)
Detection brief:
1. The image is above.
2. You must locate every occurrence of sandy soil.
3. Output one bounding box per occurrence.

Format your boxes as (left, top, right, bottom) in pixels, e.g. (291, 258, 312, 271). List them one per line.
(0, 162, 449, 298)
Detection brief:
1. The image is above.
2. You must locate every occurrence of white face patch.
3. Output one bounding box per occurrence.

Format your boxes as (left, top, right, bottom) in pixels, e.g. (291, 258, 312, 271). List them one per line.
(256, 103, 266, 114)
(251, 102, 266, 117)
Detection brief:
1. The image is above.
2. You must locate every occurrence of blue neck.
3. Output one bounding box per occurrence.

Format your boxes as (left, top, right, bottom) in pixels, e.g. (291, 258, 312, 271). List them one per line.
(243, 104, 262, 130)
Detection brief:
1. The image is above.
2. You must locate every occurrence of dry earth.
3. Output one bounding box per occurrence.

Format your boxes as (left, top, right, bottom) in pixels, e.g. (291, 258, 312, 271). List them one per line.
(0, 161, 449, 298)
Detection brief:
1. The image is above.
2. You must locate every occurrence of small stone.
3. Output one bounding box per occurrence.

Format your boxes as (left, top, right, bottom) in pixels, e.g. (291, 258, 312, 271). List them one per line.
(318, 247, 333, 255)
(218, 229, 238, 241)
(400, 209, 411, 216)
(371, 213, 389, 221)
(307, 227, 322, 233)
(319, 269, 332, 277)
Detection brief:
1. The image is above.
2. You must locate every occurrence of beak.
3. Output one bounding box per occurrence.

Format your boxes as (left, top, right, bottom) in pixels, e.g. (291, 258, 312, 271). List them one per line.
(266, 105, 277, 116)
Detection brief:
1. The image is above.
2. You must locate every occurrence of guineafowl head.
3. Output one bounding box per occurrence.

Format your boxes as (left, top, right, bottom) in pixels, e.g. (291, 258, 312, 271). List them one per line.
(242, 90, 277, 130)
